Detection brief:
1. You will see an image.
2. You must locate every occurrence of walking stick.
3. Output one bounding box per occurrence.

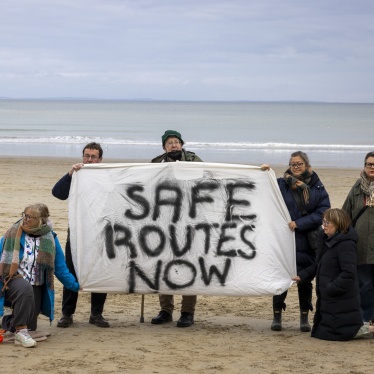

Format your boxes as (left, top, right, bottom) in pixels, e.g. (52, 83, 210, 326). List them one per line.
(140, 294, 145, 323)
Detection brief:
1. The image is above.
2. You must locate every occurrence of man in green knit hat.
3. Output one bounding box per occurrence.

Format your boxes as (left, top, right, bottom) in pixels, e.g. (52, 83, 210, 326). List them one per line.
(150, 130, 202, 327)
(151, 129, 202, 163)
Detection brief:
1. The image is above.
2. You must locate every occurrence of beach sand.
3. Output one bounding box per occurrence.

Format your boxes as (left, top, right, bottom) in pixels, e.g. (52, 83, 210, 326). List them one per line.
(1, 157, 372, 374)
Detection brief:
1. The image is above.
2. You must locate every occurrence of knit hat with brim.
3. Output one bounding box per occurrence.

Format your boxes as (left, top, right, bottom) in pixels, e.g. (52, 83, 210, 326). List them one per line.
(162, 130, 184, 145)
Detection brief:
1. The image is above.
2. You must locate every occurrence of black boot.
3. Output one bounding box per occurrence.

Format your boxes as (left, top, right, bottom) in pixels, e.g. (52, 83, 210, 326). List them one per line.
(271, 309, 282, 331)
(300, 310, 311, 332)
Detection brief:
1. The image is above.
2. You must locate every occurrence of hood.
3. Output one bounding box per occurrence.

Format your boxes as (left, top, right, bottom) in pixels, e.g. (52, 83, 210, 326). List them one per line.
(325, 226, 358, 248)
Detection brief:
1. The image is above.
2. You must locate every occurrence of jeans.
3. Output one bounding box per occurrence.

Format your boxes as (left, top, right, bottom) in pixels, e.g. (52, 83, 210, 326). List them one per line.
(357, 264, 374, 322)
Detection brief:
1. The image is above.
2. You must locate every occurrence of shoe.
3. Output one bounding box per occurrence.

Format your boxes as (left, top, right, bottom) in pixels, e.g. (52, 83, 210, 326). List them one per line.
(3, 330, 49, 343)
(57, 315, 73, 328)
(89, 314, 110, 328)
(151, 311, 173, 324)
(271, 310, 282, 331)
(14, 329, 37, 348)
(177, 312, 194, 327)
(300, 310, 311, 332)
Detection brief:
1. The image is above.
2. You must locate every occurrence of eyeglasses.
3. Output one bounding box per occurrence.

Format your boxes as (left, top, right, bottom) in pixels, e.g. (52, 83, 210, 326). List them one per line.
(365, 162, 374, 168)
(322, 219, 330, 226)
(83, 154, 99, 160)
(22, 212, 36, 220)
(289, 162, 305, 169)
(165, 140, 181, 146)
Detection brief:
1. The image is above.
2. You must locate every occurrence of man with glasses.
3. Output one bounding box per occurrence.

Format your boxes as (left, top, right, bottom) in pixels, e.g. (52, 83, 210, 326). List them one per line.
(150, 130, 202, 327)
(52, 142, 109, 328)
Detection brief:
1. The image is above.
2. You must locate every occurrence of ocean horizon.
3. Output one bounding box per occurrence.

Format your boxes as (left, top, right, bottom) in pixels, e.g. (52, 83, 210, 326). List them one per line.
(0, 99, 373, 168)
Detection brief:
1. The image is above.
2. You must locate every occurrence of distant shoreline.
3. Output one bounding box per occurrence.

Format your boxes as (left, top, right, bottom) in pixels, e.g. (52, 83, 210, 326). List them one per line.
(1, 97, 374, 104)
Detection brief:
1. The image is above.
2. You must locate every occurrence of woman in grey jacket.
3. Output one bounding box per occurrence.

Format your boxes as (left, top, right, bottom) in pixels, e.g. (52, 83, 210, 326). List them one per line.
(342, 151, 374, 323)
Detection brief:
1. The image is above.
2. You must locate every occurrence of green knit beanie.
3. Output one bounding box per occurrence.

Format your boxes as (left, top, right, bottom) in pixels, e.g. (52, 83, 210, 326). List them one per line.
(162, 130, 184, 145)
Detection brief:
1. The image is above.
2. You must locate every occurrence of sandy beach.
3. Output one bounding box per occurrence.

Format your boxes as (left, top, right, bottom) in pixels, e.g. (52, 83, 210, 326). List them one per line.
(1, 157, 372, 374)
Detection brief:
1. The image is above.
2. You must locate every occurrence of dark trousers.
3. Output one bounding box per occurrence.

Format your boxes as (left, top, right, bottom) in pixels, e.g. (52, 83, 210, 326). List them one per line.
(2, 277, 42, 332)
(357, 264, 374, 322)
(273, 280, 313, 311)
(159, 294, 197, 315)
(62, 239, 107, 316)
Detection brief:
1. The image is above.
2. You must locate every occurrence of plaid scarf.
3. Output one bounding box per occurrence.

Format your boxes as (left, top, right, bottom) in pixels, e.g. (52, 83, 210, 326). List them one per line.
(0, 220, 56, 291)
(360, 170, 374, 207)
(283, 168, 312, 205)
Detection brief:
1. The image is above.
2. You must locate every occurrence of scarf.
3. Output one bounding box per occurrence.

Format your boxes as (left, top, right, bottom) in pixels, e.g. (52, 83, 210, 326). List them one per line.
(166, 150, 182, 161)
(283, 168, 312, 205)
(0, 220, 56, 291)
(360, 170, 374, 207)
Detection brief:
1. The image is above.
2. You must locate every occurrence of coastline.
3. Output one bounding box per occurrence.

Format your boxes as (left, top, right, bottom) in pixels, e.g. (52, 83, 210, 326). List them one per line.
(0, 156, 369, 374)
(0, 141, 370, 168)
(0, 154, 361, 169)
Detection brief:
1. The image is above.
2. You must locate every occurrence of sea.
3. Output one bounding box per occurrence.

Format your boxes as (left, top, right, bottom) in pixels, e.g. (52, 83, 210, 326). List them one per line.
(0, 99, 373, 168)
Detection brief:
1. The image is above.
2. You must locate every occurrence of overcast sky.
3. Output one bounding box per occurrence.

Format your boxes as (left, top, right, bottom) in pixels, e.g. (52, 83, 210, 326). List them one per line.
(1, 0, 374, 102)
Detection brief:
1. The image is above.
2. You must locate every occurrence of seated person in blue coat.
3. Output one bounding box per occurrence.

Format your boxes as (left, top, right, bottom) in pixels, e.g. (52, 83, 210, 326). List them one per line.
(0, 203, 79, 348)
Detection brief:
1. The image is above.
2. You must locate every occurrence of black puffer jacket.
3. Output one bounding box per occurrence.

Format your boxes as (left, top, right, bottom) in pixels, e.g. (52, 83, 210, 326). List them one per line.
(311, 226, 363, 341)
(278, 171, 330, 281)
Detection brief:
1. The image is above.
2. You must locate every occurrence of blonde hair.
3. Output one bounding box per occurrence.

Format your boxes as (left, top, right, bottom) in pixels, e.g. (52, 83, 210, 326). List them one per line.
(323, 208, 351, 234)
(24, 203, 52, 228)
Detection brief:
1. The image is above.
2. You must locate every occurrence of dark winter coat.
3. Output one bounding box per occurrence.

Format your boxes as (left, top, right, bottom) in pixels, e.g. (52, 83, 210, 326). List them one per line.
(311, 227, 362, 341)
(52, 173, 72, 200)
(342, 179, 374, 265)
(277, 171, 330, 281)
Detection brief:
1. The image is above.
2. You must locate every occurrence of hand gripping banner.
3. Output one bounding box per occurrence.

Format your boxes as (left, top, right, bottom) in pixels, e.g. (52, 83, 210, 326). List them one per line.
(69, 162, 296, 296)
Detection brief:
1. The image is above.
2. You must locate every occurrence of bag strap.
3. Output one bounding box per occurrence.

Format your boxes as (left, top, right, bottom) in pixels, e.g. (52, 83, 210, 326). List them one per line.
(352, 205, 368, 227)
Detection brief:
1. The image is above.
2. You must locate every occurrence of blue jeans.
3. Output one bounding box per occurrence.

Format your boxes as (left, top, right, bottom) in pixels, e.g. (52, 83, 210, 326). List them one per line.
(357, 264, 374, 322)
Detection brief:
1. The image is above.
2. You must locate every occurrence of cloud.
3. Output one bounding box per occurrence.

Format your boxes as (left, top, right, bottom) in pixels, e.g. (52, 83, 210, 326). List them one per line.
(0, 0, 374, 101)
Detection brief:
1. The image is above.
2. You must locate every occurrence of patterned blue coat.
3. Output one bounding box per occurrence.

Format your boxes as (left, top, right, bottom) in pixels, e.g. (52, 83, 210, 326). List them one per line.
(0, 231, 79, 322)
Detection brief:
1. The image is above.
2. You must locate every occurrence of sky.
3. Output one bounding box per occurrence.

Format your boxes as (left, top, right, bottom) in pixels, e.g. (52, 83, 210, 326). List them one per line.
(1, 0, 374, 102)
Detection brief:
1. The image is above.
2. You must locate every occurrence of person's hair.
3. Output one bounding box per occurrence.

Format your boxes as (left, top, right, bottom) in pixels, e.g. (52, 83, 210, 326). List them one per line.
(323, 208, 351, 234)
(289, 151, 310, 167)
(24, 203, 51, 227)
(364, 151, 374, 163)
(83, 142, 103, 158)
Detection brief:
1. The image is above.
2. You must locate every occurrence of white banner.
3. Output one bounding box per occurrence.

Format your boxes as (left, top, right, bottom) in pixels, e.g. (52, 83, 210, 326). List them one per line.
(69, 162, 296, 296)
